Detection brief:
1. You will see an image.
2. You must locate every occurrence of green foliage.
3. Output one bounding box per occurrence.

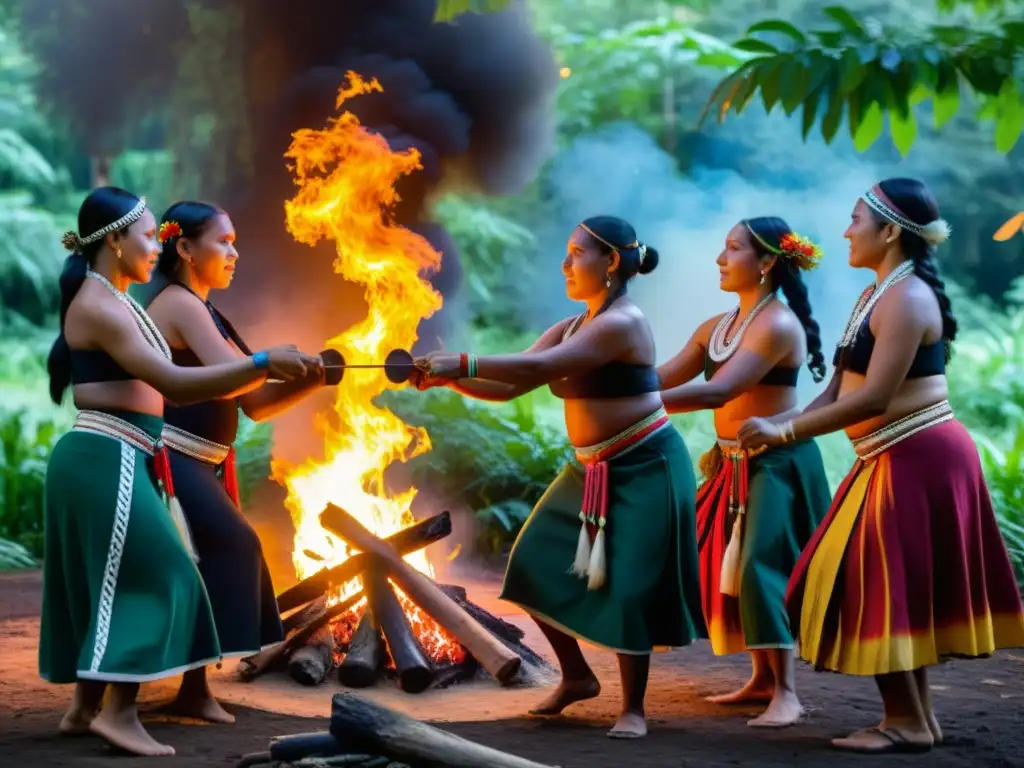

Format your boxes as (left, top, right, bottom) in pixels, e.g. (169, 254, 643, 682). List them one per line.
(433, 0, 512, 23)
(702, 8, 1024, 154)
(0, 408, 63, 558)
(234, 414, 274, 507)
(972, 423, 1024, 581)
(0, 535, 36, 570)
(381, 386, 573, 558)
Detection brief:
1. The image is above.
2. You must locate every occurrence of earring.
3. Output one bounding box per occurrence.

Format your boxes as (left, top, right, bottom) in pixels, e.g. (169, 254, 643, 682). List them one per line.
(606, 275, 612, 288)
(116, 247, 123, 260)
(759, 270, 765, 285)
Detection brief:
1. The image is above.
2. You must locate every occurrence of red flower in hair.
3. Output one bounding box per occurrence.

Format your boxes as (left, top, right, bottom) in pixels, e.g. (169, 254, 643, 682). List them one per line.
(779, 233, 822, 271)
(158, 220, 182, 244)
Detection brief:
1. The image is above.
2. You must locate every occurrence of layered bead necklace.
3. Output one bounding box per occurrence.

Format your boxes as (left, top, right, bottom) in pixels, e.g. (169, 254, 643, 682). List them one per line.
(835, 260, 915, 350)
(87, 269, 172, 360)
(707, 292, 776, 363)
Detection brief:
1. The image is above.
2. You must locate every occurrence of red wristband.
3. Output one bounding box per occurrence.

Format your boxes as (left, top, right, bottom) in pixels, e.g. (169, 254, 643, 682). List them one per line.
(459, 353, 469, 378)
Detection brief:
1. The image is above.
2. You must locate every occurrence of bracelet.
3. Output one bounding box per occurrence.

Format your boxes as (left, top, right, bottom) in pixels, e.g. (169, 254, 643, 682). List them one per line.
(458, 353, 468, 378)
(468, 353, 478, 378)
(780, 420, 796, 443)
(252, 351, 270, 370)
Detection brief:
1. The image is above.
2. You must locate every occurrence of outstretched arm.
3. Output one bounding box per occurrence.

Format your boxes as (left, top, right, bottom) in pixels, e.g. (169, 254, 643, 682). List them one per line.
(656, 315, 718, 391)
(801, 366, 841, 414)
(661, 315, 795, 414)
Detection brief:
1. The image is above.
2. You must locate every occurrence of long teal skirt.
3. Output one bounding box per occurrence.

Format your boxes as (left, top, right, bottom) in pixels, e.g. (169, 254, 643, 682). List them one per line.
(500, 425, 706, 653)
(696, 439, 831, 655)
(39, 410, 221, 683)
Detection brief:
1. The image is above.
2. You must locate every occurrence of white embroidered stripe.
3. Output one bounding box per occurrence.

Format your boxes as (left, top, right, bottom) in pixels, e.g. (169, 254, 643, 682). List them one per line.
(74, 411, 157, 456)
(851, 400, 954, 460)
(89, 440, 135, 673)
(575, 407, 668, 461)
(162, 425, 230, 465)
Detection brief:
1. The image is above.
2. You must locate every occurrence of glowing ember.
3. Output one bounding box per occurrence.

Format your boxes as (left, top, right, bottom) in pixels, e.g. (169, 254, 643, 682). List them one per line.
(272, 72, 462, 664)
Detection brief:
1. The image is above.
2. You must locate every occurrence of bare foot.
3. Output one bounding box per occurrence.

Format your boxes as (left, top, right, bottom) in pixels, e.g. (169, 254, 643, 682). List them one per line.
(926, 712, 943, 745)
(89, 707, 175, 756)
(165, 694, 236, 724)
(529, 676, 601, 716)
(747, 689, 804, 728)
(706, 676, 774, 705)
(59, 705, 96, 736)
(831, 726, 933, 754)
(607, 711, 647, 739)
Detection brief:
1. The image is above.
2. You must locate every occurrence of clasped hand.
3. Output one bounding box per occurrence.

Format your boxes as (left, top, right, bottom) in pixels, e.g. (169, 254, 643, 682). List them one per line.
(737, 416, 785, 450)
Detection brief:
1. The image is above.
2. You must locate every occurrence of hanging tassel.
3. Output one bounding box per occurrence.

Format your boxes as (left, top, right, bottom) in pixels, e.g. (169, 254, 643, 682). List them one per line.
(154, 444, 200, 563)
(587, 524, 607, 590)
(223, 447, 241, 508)
(719, 513, 743, 596)
(572, 462, 594, 577)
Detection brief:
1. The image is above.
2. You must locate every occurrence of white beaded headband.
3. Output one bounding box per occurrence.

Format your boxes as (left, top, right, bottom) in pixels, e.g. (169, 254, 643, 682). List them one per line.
(61, 197, 148, 252)
(862, 185, 950, 245)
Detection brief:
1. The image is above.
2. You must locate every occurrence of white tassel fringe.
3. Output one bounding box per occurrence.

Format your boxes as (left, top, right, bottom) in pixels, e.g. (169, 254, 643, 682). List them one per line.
(719, 514, 743, 596)
(921, 218, 952, 245)
(586, 528, 606, 591)
(168, 495, 200, 563)
(572, 521, 591, 577)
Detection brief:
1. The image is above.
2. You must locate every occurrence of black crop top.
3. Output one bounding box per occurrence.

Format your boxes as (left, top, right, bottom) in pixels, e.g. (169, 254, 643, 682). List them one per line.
(69, 348, 135, 384)
(833, 310, 945, 378)
(703, 353, 799, 387)
(549, 312, 661, 400)
(160, 283, 253, 446)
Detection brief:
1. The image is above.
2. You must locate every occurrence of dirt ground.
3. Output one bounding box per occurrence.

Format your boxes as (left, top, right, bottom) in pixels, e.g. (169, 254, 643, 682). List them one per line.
(2, 570, 1023, 768)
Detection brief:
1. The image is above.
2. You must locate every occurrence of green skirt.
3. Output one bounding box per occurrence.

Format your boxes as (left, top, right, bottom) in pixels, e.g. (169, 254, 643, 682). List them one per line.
(500, 425, 705, 654)
(39, 410, 221, 683)
(696, 438, 831, 655)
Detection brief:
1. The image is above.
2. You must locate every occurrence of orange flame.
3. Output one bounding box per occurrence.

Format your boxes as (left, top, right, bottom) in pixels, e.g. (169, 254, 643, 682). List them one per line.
(273, 72, 461, 663)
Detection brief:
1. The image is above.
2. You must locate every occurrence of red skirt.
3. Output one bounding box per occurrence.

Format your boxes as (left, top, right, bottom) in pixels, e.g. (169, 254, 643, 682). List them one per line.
(786, 410, 1024, 675)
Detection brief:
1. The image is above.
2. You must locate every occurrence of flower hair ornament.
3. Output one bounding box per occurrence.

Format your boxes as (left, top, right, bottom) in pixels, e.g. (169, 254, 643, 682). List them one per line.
(744, 221, 823, 271)
(60, 196, 147, 252)
(862, 184, 952, 245)
(158, 220, 183, 244)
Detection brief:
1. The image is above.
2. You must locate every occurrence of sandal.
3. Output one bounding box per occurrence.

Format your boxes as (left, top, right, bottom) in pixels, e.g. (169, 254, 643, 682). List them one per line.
(832, 727, 933, 754)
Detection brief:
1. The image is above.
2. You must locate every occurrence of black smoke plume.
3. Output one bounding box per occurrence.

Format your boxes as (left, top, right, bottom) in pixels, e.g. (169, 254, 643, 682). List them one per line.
(17, 0, 558, 355)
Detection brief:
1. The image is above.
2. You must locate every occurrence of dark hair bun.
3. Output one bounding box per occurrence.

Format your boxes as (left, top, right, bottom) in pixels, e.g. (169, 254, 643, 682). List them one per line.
(637, 244, 659, 275)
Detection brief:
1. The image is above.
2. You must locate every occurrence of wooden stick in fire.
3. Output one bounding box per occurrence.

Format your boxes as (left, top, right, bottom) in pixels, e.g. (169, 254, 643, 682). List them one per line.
(276, 510, 452, 613)
(319, 504, 522, 685)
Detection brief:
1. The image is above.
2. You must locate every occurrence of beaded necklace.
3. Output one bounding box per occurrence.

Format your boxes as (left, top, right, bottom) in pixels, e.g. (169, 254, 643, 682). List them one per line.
(707, 293, 776, 363)
(835, 260, 915, 349)
(87, 269, 172, 360)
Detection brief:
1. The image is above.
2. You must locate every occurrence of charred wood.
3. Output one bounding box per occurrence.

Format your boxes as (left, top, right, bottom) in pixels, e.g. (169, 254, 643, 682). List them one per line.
(366, 563, 434, 694)
(337, 609, 384, 688)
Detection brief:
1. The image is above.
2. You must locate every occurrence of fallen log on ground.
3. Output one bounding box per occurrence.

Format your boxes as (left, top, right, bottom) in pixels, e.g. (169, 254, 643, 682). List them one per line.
(277, 511, 452, 613)
(337, 609, 384, 688)
(288, 623, 337, 686)
(321, 504, 521, 685)
(329, 692, 560, 768)
(365, 561, 434, 693)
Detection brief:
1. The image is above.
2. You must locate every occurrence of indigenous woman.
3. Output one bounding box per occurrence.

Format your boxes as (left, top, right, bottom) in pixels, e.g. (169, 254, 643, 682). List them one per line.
(656, 217, 832, 728)
(412, 216, 704, 739)
(739, 178, 1024, 753)
(145, 201, 337, 722)
(40, 187, 318, 756)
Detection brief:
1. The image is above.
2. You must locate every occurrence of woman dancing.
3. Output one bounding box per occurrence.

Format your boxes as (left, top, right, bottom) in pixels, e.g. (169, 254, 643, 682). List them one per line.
(657, 217, 832, 728)
(146, 201, 336, 722)
(413, 216, 705, 739)
(40, 187, 317, 756)
(739, 178, 1024, 753)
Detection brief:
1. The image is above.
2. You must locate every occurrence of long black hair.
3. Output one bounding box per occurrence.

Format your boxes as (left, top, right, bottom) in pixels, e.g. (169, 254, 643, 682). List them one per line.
(47, 187, 143, 405)
(579, 215, 660, 284)
(744, 216, 826, 383)
(157, 200, 225, 279)
(868, 177, 957, 362)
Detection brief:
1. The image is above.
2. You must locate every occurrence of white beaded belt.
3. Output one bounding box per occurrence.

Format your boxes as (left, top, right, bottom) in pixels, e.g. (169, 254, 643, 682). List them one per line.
(851, 400, 954, 461)
(73, 410, 159, 455)
(161, 425, 231, 466)
(575, 406, 669, 463)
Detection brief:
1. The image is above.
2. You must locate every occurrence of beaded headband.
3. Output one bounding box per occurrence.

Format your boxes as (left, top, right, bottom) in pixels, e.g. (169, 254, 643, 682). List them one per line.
(578, 222, 648, 266)
(60, 197, 148, 252)
(862, 185, 951, 245)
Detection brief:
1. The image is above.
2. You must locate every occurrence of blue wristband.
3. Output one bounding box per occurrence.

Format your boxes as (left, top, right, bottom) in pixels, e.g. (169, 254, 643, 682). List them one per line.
(252, 350, 270, 370)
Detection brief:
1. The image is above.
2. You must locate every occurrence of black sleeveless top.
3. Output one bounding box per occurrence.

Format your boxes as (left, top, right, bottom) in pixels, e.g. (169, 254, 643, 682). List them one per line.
(70, 348, 135, 384)
(160, 283, 253, 446)
(549, 310, 661, 400)
(703, 352, 799, 387)
(833, 309, 945, 378)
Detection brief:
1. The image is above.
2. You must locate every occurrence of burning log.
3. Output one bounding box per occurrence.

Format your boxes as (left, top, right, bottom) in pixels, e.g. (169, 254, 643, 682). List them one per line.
(337, 610, 384, 688)
(239, 592, 363, 681)
(321, 504, 522, 685)
(282, 594, 328, 634)
(365, 562, 434, 694)
(277, 511, 452, 613)
(329, 692, 559, 768)
(288, 624, 337, 686)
